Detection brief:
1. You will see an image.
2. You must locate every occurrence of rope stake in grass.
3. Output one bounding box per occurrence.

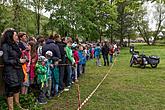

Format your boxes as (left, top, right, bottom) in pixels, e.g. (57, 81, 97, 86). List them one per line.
(76, 84, 81, 110)
(77, 58, 117, 110)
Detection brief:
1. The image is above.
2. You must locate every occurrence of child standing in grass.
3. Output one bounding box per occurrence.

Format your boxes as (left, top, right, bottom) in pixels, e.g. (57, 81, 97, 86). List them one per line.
(81, 50, 87, 73)
(94, 43, 101, 66)
(78, 45, 84, 75)
(21, 43, 31, 94)
(109, 44, 114, 63)
(51, 57, 60, 96)
(45, 51, 53, 99)
(35, 56, 47, 104)
(65, 40, 75, 88)
(73, 45, 79, 82)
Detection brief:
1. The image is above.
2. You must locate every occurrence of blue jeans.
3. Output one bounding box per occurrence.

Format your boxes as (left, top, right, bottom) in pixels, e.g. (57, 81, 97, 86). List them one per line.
(96, 56, 101, 66)
(103, 54, 109, 66)
(51, 78, 59, 96)
(110, 54, 113, 63)
(66, 65, 72, 86)
(51, 67, 59, 96)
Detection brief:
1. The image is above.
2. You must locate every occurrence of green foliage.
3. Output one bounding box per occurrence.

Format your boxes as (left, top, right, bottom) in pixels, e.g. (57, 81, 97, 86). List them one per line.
(0, 1, 48, 36)
(113, 0, 142, 44)
(45, 0, 118, 41)
(0, 93, 41, 110)
(1, 0, 164, 42)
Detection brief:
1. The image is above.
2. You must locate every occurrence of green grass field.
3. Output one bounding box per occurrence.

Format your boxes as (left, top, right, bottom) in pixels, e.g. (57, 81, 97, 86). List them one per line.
(45, 45, 165, 110)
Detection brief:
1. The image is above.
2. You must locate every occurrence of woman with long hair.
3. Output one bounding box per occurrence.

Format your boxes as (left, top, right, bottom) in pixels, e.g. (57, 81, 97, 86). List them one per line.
(1, 28, 27, 110)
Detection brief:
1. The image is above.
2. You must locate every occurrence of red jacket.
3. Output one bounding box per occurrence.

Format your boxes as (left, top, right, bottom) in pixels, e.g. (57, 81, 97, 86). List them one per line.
(73, 50, 79, 64)
(109, 48, 114, 55)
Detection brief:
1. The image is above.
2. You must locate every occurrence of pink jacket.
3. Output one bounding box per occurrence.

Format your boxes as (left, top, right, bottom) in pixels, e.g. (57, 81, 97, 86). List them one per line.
(30, 53, 38, 81)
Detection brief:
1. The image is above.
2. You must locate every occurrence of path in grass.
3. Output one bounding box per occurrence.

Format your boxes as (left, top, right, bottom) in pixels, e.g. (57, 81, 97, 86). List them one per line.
(44, 45, 165, 110)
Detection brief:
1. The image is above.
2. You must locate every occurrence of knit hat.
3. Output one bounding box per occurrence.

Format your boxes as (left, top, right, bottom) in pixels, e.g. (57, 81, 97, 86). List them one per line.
(45, 50, 53, 57)
(72, 42, 77, 48)
(38, 56, 46, 62)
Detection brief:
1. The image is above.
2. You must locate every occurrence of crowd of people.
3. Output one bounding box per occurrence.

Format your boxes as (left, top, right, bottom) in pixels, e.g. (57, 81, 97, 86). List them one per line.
(1, 28, 120, 110)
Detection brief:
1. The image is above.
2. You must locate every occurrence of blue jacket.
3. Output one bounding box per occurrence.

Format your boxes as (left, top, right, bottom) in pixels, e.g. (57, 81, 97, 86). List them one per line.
(45, 59, 53, 80)
(78, 50, 86, 65)
(94, 46, 101, 57)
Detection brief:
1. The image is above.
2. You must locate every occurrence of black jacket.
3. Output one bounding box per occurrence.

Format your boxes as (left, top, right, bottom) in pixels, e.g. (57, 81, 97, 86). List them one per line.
(102, 45, 109, 55)
(55, 41, 66, 64)
(2, 43, 24, 87)
(42, 39, 61, 58)
(55, 41, 66, 57)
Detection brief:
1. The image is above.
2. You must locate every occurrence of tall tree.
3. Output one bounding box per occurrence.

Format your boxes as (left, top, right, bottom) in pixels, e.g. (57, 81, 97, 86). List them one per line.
(152, 0, 165, 44)
(30, 0, 46, 35)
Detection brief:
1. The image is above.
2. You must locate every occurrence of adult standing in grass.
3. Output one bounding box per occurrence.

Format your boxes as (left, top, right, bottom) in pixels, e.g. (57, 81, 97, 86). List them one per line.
(1, 28, 27, 110)
(54, 34, 66, 91)
(102, 42, 109, 66)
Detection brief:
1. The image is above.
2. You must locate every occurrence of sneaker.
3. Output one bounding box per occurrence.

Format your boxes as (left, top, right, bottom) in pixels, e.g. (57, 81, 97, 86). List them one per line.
(72, 81, 74, 84)
(64, 88, 69, 92)
(37, 99, 47, 105)
(59, 89, 64, 94)
(46, 96, 52, 100)
(67, 86, 71, 88)
(55, 92, 60, 97)
(99, 65, 102, 67)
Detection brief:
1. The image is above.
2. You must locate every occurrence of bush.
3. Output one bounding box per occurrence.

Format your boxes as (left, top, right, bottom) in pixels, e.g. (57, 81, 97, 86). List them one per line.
(0, 93, 42, 110)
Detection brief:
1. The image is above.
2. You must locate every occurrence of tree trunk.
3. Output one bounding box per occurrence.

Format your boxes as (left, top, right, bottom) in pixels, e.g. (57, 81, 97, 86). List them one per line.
(128, 35, 130, 47)
(36, 0, 41, 35)
(152, 2, 164, 45)
(13, 0, 20, 31)
(37, 7, 40, 35)
(100, 30, 102, 43)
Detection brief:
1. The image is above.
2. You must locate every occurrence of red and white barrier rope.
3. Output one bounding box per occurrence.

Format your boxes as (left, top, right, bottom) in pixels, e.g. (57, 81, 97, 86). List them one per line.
(77, 58, 117, 110)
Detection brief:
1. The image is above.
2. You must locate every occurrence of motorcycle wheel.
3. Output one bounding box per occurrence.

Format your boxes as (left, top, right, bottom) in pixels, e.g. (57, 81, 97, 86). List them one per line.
(151, 64, 157, 68)
(140, 64, 146, 69)
(130, 58, 134, 67)
(130, 62, 133, 67)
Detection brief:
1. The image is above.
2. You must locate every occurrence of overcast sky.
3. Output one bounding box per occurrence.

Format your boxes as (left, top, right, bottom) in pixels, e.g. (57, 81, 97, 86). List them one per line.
(144, 1, 157, 30)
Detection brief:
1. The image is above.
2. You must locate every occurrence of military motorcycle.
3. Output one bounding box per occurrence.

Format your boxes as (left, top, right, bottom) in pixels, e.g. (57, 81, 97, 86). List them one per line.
(130, 51, 160, 68)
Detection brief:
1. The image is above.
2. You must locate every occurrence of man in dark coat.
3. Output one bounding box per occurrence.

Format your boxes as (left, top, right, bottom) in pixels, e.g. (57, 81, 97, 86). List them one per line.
(102, 42, 109, 66)
(42, 35, 61, 59)
(54, 34, 66, 91)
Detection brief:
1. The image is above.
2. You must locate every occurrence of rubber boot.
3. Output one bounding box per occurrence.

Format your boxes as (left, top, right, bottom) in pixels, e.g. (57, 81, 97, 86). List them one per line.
(7, 97, 14, 110)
